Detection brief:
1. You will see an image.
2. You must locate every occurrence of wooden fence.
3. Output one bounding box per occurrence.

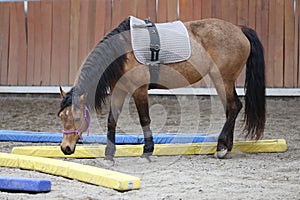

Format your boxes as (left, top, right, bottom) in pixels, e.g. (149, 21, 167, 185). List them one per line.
(0, 0, 299, 88)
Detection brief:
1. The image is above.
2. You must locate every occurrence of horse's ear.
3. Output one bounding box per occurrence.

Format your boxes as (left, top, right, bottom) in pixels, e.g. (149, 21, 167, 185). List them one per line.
(59, 86, 67, 98)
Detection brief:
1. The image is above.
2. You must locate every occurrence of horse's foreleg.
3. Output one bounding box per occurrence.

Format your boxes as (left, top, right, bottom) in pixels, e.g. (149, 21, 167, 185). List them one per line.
(105, 112, 117, 161)
(105, 88, 127, 161)
(132, 86, 154, 160)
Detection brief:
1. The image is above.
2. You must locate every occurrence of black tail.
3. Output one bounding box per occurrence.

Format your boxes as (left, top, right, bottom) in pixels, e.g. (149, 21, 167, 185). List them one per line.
(241, 26, 266, 140)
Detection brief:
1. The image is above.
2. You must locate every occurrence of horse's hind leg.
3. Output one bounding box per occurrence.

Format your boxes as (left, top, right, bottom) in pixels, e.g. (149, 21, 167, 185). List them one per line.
(132, 85, 154, 160)
(210, 74, 242, 158)
(221, 89, 242, 152)
(218, 87, 242, 158)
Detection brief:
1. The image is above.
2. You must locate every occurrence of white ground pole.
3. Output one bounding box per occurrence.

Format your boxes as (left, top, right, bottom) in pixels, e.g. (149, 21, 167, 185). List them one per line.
(0, 86, 300, 96)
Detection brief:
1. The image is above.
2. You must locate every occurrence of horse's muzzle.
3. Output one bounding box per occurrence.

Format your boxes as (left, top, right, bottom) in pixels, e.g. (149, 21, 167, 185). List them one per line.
(61, 145, 75, 155)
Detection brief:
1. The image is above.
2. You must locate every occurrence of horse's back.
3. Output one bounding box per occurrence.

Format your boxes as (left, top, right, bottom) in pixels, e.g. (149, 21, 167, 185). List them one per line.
(121, 18, 251, 91)
(185, 18, 249, 48)
(185, 18, 250, 77)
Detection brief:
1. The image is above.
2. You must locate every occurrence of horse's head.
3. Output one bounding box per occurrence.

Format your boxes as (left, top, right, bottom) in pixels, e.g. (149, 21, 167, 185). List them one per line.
(57, 87, 90, 155)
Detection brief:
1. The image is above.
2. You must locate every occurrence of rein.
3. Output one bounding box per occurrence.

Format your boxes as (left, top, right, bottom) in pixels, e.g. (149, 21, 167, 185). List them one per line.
(62, 105, 91, 140)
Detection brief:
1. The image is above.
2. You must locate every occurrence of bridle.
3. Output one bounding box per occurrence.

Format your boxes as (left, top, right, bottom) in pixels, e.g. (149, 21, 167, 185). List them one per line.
(62, 105, 91, 140)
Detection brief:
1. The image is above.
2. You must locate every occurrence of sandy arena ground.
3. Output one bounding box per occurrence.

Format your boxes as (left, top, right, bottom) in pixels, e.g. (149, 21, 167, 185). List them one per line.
(0, 95, 299, 199)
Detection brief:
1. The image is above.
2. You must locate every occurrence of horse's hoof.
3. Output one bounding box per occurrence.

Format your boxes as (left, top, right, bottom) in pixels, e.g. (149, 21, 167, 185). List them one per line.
(140, 154, 152, 162)
(103, 156, 115, 168)
(214, 149, 228, 159)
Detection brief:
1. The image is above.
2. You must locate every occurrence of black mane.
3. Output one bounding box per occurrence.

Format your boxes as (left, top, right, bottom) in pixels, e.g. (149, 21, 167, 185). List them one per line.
(59, 17, 131, 113)
(94, 17, 131, 112)
(100, 17, 131, 46)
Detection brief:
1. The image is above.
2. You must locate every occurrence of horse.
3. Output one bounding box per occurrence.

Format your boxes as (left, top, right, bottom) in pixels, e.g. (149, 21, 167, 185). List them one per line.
(57, 17, 265, 161)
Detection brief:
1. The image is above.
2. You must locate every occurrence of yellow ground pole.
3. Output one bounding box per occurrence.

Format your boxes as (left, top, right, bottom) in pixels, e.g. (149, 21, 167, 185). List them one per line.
(0, 152, 140, 191)
(12, 139, 287, 158)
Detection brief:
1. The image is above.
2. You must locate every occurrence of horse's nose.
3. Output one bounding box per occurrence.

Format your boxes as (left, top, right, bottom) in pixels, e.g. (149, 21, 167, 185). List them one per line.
(61, 145, 73, 155)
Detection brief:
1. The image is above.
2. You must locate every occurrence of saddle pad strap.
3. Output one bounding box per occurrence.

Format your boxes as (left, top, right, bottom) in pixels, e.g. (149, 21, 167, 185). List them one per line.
(144, 19, 161, 88)
(144, 20, 160, 57)
(148, 61, 160, 89)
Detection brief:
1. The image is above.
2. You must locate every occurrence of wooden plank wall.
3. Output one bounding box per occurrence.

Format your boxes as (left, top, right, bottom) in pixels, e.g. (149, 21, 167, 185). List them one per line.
(0, 0, 299, 88)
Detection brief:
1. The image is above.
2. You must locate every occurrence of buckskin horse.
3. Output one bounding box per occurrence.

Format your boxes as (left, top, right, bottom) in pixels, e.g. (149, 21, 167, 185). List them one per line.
(57, 17, 265, 161)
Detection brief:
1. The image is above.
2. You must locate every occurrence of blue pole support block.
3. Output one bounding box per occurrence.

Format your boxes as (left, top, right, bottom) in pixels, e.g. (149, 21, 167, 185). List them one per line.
(0, 176, 51, 193)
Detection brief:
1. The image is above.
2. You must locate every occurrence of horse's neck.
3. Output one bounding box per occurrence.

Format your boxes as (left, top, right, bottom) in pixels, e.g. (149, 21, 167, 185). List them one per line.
(72, 32, 131, 106)
(71, 45, 104, 100)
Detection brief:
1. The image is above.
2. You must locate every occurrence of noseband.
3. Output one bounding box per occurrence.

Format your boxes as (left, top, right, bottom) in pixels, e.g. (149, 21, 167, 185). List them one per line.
(62, 105, 91, 140)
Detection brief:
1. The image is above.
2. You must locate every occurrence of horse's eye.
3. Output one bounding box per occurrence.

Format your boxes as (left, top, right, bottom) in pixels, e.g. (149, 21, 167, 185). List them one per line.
(74, 118, 81, 122)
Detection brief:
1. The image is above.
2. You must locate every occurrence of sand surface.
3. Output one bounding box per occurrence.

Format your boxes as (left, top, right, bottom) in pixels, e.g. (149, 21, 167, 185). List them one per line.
(0, 95, 299, 199)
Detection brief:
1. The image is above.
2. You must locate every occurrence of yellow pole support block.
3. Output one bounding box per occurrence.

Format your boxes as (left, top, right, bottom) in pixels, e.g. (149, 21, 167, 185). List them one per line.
(0, 152, 140, 191)
(12, 139, 287, 158)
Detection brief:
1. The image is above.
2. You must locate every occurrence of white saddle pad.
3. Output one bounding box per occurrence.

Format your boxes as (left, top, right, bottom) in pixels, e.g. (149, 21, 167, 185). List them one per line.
(130, 16, 191, 65)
